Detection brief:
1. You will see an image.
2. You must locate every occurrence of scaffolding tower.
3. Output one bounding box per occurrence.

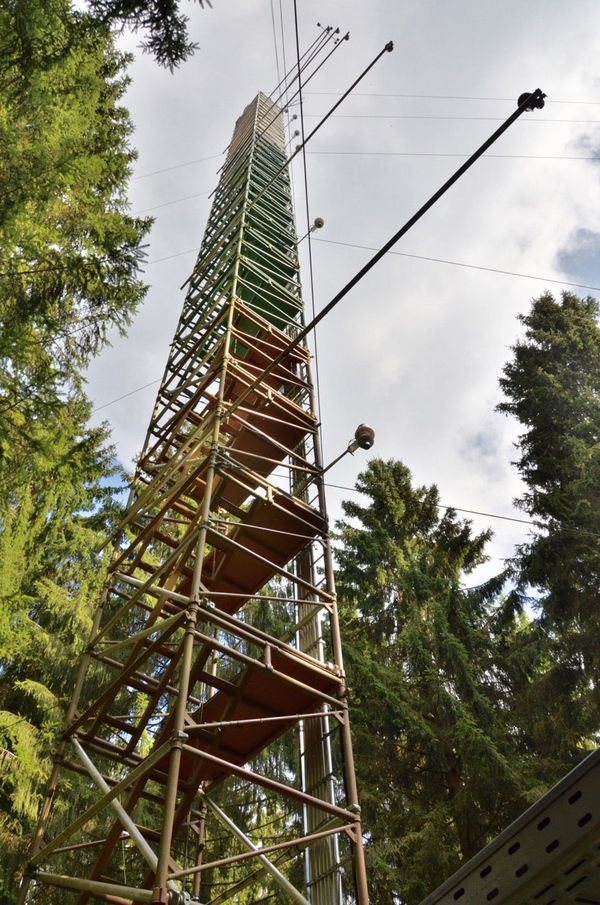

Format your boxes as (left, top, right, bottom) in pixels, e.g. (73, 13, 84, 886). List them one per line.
(22, 93, 368, 905)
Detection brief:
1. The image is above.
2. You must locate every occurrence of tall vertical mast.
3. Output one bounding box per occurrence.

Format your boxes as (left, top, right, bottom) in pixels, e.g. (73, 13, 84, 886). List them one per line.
(22, 93, 368, 905)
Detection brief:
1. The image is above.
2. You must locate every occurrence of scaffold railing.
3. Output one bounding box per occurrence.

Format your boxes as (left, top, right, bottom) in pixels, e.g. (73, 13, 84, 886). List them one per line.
(20, 91, 368, 905)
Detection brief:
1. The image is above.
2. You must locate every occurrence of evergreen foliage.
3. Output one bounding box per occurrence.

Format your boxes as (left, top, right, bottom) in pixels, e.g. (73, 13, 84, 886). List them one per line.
(0, 0, 151, 485)
(333, 295, 600, 901)
(335, 460, 538, 904)
(0, 400, 123, 897)
(496, 290, 600, 768)
(498, 292, 600, 641)
(86, 0, 213, 69)
(0, 2, 148, 895)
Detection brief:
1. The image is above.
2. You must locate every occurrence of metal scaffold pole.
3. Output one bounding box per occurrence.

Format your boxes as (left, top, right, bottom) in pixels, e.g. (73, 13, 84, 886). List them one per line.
(21, 91, 367, 905)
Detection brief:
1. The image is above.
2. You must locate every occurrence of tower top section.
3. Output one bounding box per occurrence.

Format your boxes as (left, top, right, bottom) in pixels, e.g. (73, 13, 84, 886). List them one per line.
(226, 91, 285, 163)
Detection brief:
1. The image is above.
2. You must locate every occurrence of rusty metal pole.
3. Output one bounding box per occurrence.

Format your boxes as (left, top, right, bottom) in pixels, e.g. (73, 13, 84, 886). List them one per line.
(191, 803, 207, 901)
(18, 591, 108, 905)
(313, 410, 370, 903)
(152, 602, 198, 904)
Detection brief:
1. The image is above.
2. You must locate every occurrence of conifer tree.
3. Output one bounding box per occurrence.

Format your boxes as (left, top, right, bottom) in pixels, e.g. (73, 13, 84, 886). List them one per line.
(498, 292, 600, 642)
(497, 290, 600, 761)
(0, 6, 151, 891)
(86, 1, 213, 69)
(335, 460, 535, 904)
(0, 399, 123, 898)
(0, 0, 151, 486)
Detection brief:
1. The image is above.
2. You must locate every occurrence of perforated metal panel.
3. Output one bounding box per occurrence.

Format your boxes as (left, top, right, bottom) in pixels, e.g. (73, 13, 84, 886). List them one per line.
(419, 749, 600, 905)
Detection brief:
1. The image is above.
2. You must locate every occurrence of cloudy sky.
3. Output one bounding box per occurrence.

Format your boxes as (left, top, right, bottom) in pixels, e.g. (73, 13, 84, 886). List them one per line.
(86, 0, 600, 582)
